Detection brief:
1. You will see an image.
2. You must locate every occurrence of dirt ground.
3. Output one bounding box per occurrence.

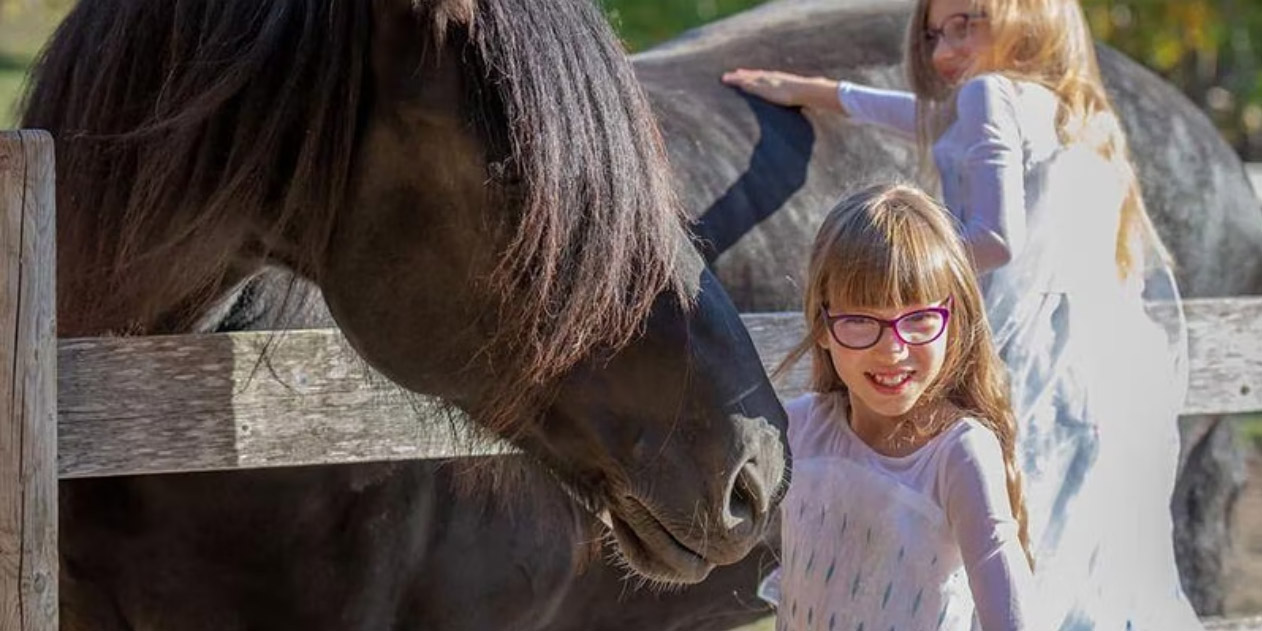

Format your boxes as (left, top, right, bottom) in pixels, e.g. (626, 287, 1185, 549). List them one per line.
(1225, 444, 1262, 616)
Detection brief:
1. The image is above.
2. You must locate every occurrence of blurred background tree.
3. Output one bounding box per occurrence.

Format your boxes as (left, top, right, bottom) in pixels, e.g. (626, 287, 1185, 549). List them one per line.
(2, 0, 1262, 159)
(604, 0, 1262, 160)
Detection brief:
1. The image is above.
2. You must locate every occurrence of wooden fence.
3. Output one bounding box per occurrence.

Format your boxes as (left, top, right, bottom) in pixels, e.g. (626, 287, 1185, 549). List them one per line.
(4, 129, 1262, 630)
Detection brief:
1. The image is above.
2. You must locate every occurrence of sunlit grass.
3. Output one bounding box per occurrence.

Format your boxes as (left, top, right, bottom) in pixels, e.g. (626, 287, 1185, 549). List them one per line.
(1239, 414, 1262, 450)
(733, 618, 775, 631)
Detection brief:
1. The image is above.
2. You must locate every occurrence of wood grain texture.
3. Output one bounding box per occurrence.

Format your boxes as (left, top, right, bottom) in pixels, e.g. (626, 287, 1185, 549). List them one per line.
(58, 330, 513, 478)
(1183, 297, 1262, 416)
(750, 298, 1262, 416)
(55, 297, 1262, 479)
(0, 130, 57, 631)
(1207, 616, 1262, 631)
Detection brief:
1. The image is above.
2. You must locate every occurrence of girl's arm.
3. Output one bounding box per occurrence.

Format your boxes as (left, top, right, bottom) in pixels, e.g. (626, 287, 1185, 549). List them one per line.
(941, 424, 1036, 631)
(836, 81, 917, 140)
(952, 75, 1029, 272)
(720, 69, 845, 111)
(720, 70, 917, 139)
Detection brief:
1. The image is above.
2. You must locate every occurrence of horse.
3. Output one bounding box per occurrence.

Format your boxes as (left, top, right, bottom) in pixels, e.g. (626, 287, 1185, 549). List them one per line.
(21, 0, 790, 628)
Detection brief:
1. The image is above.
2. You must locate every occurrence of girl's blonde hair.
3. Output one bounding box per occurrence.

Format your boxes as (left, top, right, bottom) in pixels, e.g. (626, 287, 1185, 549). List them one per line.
(777, 183, 1032, 566)
(906, 0, 1168, 278)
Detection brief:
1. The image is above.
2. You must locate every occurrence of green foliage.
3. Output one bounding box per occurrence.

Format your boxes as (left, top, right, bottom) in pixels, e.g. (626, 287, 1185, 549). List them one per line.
(1241, 414, 1262, 451)
(600, 0, 767, 51)
(601, 0, 1262, 160)
(1082, 0, 1262, 159)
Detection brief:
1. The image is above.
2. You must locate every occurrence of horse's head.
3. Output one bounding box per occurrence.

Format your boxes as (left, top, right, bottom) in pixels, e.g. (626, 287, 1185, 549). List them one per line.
(27, 0, 787, 583)
(317, 0, 788, 582)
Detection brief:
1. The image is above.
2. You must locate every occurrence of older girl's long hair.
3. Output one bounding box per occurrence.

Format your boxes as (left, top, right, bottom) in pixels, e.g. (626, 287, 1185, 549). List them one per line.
(777, 183, 1032, 566)
(906, 0, 1168, 279)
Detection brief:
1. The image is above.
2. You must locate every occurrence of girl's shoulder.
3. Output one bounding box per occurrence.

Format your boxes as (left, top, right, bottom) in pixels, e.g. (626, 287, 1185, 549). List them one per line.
(944, 417, 1002, 455)
(955, 73, 1057, 117)
(784, 391, 847, 457)
(934, 417, 1006, 483)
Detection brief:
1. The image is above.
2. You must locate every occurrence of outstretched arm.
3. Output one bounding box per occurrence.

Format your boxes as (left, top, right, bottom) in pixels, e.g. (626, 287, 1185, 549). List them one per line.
(835, 81, 917, 139)
(721, 69, 845, 112)
(721, 69, 919, 139)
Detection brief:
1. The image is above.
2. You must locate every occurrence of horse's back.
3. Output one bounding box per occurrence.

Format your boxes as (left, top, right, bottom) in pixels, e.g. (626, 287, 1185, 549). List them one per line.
(634, 0, 1262, 308)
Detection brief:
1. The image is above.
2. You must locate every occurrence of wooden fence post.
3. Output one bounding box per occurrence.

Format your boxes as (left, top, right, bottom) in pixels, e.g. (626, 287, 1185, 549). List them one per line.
(0, 130, 57, 631)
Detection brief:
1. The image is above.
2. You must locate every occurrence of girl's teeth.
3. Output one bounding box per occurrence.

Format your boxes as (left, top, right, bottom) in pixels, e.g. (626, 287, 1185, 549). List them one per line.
(871, 373, 910, 387)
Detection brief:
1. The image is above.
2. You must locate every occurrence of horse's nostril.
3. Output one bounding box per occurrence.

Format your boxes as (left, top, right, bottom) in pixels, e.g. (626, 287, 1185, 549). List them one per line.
(726, 461, 766, 531)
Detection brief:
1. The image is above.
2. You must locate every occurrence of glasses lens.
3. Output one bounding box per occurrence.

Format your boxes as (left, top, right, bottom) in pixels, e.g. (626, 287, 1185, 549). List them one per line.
(895, 310, 946, 344)
(833, 316, 882, 348)
(948, 14, 979, 45)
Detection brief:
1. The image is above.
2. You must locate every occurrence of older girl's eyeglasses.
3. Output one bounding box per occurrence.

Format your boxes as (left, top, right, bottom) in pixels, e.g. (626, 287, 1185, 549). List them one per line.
(924, 12, 988, 49)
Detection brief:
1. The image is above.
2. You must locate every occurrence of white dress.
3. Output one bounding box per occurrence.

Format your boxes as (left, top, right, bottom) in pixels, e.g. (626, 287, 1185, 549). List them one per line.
(835, 74, 1201, 631)
(762, 393, 1035, 631)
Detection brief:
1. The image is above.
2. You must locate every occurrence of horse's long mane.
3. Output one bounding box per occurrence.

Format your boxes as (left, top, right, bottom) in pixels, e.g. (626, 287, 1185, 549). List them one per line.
(22, 0, 686, 430)
(22, 0, 372, 335)
(466, 0, 688, 430)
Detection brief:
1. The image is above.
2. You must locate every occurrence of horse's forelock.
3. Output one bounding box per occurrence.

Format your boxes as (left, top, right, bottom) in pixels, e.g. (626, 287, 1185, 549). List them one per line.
(463, 0, 691, 432)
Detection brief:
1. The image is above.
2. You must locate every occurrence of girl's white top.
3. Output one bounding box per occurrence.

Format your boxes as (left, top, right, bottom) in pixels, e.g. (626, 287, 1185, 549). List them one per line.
(762, 392, 1034, 631)
(838, 74, 1059, 273)
(828, 75, 1203, 631)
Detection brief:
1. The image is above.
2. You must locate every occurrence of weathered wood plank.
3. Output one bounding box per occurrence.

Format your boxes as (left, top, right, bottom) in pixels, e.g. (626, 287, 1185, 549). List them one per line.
(55, 296, 1262, 479)
(1183, 297, 1262, 416)
(0, 130, 58, 631)
(1207, 616, 1262, 631)
(747, 297, 1262, 416)
(57, 331, 512, 478)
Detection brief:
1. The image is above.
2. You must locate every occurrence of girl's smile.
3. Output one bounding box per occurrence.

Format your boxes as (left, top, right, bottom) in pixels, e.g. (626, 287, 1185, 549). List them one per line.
(865, 367, 916, 393)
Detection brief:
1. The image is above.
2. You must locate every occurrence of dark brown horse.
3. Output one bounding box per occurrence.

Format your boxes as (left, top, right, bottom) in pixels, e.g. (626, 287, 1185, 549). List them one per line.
(23, 0, 790, 628)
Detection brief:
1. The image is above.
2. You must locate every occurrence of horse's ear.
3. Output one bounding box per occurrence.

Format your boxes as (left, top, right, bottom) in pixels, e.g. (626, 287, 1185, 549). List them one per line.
(413, 0, 476, 33)
(373, 0, 476, 54)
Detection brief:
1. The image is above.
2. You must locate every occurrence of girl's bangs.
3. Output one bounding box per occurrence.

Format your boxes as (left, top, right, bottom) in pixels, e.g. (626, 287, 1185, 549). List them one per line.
(822, 211, 956, 311)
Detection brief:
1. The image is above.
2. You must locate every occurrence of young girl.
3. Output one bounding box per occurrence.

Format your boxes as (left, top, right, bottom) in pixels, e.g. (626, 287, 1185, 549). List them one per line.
(761, 183, 1034, 631)
(727, 1, 1199, 629)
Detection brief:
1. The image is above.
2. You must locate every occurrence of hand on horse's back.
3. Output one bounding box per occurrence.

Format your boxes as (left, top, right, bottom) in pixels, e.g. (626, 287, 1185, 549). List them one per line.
(721, 68, 830, 109)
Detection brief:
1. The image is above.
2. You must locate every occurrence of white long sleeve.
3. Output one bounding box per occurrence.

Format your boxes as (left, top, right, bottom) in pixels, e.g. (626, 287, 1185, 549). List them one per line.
(945, 75, 1030, 272)
(836, 80, 918, 140)
(940, 425, 1037, 631)
(839, 75, 1035, 273)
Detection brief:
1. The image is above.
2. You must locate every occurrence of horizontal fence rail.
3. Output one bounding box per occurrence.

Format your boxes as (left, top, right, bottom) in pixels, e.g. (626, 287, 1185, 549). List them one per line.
(1209, 617, 1262, 631)
(56, 297, 1262, 479)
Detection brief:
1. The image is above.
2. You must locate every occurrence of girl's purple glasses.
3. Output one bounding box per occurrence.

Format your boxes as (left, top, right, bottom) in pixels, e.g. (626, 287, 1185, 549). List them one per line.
(820, 298, 953, 350)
